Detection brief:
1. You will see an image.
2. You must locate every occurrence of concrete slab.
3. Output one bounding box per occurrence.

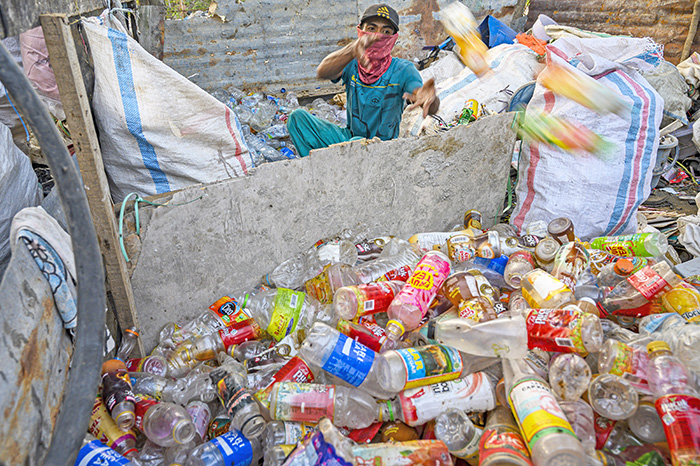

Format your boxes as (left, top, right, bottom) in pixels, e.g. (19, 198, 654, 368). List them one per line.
(131, 113, 516, 349)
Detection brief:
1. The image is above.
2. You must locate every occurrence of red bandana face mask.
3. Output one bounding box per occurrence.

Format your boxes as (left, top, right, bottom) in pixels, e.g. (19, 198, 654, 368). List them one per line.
(356, 27, 398, 84)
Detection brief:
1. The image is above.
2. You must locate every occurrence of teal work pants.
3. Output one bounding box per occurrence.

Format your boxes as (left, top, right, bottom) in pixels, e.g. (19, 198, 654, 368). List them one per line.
(287, 109, 358, 157)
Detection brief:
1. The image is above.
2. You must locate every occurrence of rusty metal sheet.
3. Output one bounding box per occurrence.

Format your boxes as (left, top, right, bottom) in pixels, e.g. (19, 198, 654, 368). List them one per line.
(163, 0, 520, 94)
(526, 0, 700, 65)
(0, 244, 73, 465)
(0, 0, 104, 37)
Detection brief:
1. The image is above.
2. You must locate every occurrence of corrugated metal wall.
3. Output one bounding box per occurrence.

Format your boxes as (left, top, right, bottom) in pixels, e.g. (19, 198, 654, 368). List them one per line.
(526, 0, 699, 65)
(163, 0, 520, 95)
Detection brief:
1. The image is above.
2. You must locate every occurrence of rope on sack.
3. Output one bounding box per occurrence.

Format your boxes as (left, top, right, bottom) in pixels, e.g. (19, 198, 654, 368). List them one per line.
(118, 191, 204, 262)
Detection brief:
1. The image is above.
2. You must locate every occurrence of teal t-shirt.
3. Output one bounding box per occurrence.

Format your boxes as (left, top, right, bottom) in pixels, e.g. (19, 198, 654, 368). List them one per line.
(333, 58, 423, 141)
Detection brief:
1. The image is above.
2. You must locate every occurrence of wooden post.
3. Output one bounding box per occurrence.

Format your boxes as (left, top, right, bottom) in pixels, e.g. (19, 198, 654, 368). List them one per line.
(682, 0, 700, 61)
(40, 13, 144, 355)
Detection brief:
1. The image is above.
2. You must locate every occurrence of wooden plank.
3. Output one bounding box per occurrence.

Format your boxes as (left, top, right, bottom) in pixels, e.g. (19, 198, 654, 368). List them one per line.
(40, 13, 144, 355)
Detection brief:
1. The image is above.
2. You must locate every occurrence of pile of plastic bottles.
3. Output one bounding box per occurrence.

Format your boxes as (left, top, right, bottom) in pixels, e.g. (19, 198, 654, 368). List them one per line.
(81, 211, 700, 466)
(210, 87, 346, 166)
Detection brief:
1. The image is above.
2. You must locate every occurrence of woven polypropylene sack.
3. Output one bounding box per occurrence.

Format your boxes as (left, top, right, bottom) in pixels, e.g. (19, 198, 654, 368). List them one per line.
(511, 36, 664, 240)
(82, 19, 252, 202)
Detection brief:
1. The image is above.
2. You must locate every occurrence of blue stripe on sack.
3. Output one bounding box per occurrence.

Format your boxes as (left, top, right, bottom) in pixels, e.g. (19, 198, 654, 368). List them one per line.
(107, 28, 171, 193)
(617, 77, 658, 233)
(603, 72, 641, 234)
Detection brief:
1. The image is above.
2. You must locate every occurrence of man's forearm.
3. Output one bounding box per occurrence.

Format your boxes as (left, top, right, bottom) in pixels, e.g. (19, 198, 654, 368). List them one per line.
(429, 97, 440, 115)
(317, 42, 356, 80)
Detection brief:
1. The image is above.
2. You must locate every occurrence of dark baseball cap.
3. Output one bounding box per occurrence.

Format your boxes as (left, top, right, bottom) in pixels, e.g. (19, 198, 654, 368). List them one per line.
(360, 4, 400, 32)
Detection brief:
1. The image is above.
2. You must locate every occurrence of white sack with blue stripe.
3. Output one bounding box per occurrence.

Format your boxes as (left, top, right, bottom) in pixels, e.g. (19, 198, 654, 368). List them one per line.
(82, 19, 252, 202)
(510, 36, 664, 241)
(400, 44, 544, 137)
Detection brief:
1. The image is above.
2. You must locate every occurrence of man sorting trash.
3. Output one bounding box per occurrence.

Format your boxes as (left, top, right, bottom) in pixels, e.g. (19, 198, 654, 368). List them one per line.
(287, 4, 440, 157)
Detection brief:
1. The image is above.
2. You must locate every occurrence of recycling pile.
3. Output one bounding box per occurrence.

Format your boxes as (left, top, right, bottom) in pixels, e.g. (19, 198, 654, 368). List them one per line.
(209, 87, 346, 166)
(83, 212, 700, 466)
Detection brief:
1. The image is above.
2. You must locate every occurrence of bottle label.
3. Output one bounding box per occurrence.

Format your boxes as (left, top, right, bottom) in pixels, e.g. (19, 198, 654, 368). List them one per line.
(351, 439, 453, 466)
(450, 425, 484, 461)
(627, 266, 671, 300)
(655, 394, 700, 466)
(352, 282, 398, 317)
(219, 319, 262, 349)
(589, 250, 618, 276)
(336, 319, 386, 352)
(133, 395, 159, 431)
(283, 422, 316, 444)
(209, 296, 250, 327)
(479, 429, 534, 465)
(445, 235, 476, 263)
(255, 356, 315, 408)
(216, 375, 256, 419)
(271, 383, 335, 423)
(393, 255, 451, 319)
(593, 413, 616, 449)
(208, 416, 231, 440)
(322, 333, 375, 387)
(305, 264, 334, 304)
(285, 430, 354, 466)
(101, 369, 136, 413)
(662, 282, 700, 323)
(378, 265, 412, 282)
(211, 430, 254, 466)
(643, 313, 679, 333)
(186, 401, 211, 440)
(458, 298, 491, 323)
(525, 309, 587, 354)
(398, 373, 496, 426)
(89, 397, 137, 453)
(508, 378, 577, 451)
(76, 440, 131, 466)
(397, 345, 464, 390)
(267, 289, 305, 341)
(592, 233, 654, 256)
(607, 341, 650, 393)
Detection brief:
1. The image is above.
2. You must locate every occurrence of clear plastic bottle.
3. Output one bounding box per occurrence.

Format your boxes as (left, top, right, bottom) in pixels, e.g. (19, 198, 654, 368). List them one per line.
(187, 319, 265, 362)
(263, 444, 295, 466)
(597, 339, 650, 394)
(588, 374, 638, 420)
(504, 251, 536, 288)
(304, 262, 360, 305)
(548, 353, 592, 401)
(428, 313, 529, 360)
(298, 322, 390, 398)
(211, 353, 267, 439)
(352, 239, 423, 283)
(75, 434, 133, 465)
(434, 409, 482, 463)
(332, 281, 404, 321)
(245, 288, 323, 342)
(186, 400, 211, 443)
(503, 358, 586, 466)
(646, 340, 700, 464)
(376, 344, 487, 394)
(141, 402, 197, 447)
(601, 262, 682, 315)
(590, 232, 669, 257)
(186, 430, 262, 466)
(230, 340, 274, 362)
(558, 399, 596, 454)
(627, 396, 666, 443)
(263, 247, 326, 290)
(268, 382, 379, 429)
(264, 420, 314, 448)
(596, 258, 635, 290)
(551, 242, 590, 291)
(125, 355, 169, 377)
(116, 327, 140, 361)
(386, 251, 452, 340)
(521, 269, 575, 309)
(479, 405, 533, 466)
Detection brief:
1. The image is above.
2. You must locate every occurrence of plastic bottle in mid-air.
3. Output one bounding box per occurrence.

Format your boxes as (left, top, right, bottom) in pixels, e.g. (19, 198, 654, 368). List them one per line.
(646, 340, 700, 465)
(386, 251, 451, 340)
(298, 322, 391, 398)
(503, 358, 586, 466)
(268, 382, 379, 429)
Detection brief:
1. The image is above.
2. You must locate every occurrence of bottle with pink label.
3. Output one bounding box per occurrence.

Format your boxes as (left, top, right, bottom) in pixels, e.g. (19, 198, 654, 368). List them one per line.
(386, 251, 451, 341)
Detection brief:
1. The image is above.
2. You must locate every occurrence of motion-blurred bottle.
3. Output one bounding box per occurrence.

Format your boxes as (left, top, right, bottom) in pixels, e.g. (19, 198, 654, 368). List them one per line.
(504, 358, 586, 466)
(646, 340, 700, 465)
(386, 251, 451, 340)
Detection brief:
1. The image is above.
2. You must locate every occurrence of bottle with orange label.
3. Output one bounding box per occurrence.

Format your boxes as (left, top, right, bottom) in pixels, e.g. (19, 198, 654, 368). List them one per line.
(385, 251, 451, 341)
(646, 341, 700, 465)
(504, 357, 586, 466)
(661, 281, 700, 323)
